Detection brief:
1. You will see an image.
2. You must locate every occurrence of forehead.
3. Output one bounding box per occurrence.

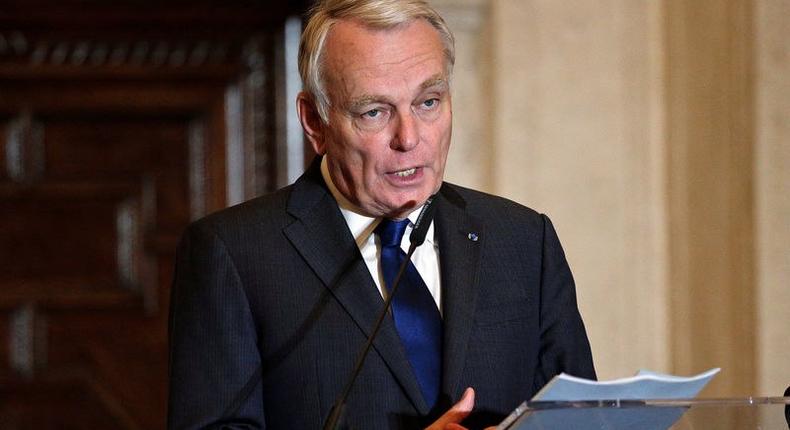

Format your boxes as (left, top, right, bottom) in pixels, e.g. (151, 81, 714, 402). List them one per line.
(322, 18, 447, 101)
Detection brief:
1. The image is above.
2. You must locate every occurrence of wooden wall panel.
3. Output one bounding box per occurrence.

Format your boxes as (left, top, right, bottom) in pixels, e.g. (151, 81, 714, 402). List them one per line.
(0, 1, 307, 428)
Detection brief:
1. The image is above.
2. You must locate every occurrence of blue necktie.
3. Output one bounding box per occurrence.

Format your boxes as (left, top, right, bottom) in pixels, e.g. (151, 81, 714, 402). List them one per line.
(375, 218, 442, 409)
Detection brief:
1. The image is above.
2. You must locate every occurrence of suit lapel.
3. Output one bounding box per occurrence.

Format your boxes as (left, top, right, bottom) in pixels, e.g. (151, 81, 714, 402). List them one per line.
(435, 185, 484, 399)
(282, 161, 429, 413)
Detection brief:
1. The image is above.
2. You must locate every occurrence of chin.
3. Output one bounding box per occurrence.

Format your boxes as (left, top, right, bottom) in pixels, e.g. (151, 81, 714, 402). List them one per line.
(393, 196, 430, 215)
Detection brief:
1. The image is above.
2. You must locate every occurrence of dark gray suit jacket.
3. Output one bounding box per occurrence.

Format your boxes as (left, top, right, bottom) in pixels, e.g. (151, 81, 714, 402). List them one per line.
(168, 159, 595, 429)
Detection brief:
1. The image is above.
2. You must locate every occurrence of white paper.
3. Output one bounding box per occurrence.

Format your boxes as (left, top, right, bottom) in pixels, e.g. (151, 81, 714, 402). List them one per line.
(498, 368, 720, 430)
(532, 367, 720, 401)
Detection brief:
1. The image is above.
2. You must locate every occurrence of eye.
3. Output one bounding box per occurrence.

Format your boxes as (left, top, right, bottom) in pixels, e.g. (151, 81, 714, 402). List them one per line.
(355, 106, 389, 131)
(422, 98, 438, 108)
(363, 109, 381, 118)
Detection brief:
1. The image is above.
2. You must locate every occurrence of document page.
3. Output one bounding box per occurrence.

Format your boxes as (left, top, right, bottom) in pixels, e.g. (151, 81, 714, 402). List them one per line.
(498, 368, 720, 430)
(533, 367, 720, 401)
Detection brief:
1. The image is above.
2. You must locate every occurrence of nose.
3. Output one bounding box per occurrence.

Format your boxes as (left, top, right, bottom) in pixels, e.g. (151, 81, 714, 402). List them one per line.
(391, 111, 419, 151)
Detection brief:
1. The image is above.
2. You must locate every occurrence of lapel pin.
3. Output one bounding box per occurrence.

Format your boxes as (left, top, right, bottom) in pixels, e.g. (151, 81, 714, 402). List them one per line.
(467, 232, 479, 242)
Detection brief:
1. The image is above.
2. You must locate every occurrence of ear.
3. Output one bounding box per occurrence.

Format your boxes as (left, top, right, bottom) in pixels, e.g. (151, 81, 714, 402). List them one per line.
(297, 92, 327, 155)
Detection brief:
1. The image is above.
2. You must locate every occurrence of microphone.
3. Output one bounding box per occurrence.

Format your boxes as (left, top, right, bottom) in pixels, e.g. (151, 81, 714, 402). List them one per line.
(323, 195, 439, 430)
(409, 195, 438, 249)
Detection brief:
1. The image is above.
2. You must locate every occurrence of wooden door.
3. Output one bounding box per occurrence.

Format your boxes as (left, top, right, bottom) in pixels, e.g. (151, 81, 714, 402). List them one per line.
(0, 2, 304, 428)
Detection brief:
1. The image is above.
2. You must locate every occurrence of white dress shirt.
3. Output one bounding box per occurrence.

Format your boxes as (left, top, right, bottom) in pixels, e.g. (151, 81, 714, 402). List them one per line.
(320, 157, 442, 313)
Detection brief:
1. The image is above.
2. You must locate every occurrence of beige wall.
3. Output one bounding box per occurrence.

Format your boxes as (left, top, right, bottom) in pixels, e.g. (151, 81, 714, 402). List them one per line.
(756, 0, 790, 397)
(665, 0, 757, 396)
(433, 0, 789, 396)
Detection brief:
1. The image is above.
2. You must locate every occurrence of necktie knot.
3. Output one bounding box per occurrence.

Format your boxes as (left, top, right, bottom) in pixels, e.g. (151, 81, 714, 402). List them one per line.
(375, 218, 410, 248)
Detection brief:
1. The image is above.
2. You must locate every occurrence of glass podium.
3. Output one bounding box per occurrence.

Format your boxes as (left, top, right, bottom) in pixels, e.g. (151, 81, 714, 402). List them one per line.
(498, 397, 790, 429)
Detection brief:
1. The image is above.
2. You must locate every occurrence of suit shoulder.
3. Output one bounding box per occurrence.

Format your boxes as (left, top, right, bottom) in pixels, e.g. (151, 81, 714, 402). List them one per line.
(185, 185, 294, 240)
(442, 182, 544, 223)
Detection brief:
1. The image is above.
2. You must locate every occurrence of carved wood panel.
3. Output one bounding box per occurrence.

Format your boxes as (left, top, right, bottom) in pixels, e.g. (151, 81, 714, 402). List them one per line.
(0, 2, 305, 428)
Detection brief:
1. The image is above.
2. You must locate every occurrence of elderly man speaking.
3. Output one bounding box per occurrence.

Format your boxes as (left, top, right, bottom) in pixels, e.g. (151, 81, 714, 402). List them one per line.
(167, 1, 595, 428)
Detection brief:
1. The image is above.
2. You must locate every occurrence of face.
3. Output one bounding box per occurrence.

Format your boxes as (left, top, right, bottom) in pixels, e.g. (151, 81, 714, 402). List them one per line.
(300, 19, 452, 219)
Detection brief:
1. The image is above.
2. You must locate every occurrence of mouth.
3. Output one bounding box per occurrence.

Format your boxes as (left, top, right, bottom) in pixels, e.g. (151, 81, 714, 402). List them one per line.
(386, 166, 424, 185)
(393, 167, 417, 177)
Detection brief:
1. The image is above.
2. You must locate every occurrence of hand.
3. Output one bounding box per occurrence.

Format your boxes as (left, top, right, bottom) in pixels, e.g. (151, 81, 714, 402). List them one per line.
(424, 387, 498, 430)
(425, 387, 475, 430)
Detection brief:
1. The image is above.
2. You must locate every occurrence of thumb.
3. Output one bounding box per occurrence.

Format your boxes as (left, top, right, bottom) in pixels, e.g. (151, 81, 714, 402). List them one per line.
(425, 387, 475, 430)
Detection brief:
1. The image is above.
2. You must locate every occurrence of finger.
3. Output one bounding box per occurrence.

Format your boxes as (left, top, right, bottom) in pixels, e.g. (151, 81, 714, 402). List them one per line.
(425, 387, 475, 430)
(453, 387, 475, 414)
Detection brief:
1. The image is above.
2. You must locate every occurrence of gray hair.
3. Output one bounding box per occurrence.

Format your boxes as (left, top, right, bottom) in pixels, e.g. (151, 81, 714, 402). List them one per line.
(298, 0, 455, 122)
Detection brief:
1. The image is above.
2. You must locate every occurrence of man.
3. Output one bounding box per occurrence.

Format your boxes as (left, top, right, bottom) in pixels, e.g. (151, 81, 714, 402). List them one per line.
(168, 0, 595, 429)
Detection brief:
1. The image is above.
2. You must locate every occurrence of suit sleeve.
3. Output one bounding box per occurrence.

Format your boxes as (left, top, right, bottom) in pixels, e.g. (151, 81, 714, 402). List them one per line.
(533, 214, 596, 391)
(168, 223, 265, 429)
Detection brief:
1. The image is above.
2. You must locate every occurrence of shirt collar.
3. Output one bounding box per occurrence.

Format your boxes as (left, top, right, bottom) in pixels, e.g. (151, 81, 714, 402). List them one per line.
(320, 156, 436, 248)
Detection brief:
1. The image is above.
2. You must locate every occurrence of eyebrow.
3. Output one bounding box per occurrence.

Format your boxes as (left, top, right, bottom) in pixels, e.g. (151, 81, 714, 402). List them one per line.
(345, 74, 449, 112)
(346, 95, 384, 112)
(419, 74, 449, 92)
